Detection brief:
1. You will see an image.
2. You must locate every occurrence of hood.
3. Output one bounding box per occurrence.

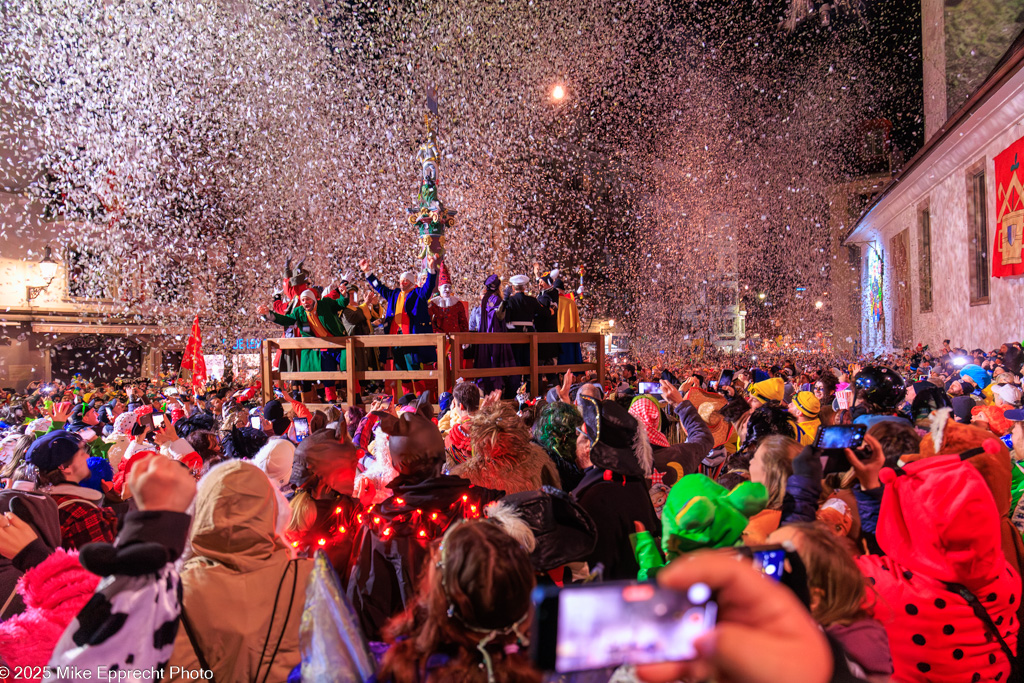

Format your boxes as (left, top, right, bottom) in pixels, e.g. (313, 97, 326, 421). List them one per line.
(876, 454, 1004, 589)
(190, 460, 289, 572)
(580, 396, 652, 479)
(0, 489, 61, 551)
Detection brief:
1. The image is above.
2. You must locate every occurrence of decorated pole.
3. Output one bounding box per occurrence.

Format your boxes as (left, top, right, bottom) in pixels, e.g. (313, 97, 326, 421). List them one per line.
(407, 87, 455, 268)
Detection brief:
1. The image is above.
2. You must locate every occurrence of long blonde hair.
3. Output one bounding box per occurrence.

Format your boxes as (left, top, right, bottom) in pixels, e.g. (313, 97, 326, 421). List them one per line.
(755, 435, 799, 510)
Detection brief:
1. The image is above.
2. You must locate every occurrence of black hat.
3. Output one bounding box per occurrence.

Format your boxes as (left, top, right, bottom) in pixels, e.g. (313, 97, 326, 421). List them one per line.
(951, 396, 975, 424)
(221, 426, 268, 461)
(500, 486, 597, 573)
(263, 400, 290, 436)
(579, 396, 652, 479)
(853, 366, 906, 410)
(739, 404, 797, 452)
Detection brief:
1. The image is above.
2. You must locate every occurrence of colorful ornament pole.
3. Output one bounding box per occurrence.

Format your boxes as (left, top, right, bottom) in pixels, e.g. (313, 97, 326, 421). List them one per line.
(407, 89, 456, 268)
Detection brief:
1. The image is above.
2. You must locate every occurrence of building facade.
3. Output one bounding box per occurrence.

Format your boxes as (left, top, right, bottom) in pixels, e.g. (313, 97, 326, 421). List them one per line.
(845, 18, 1024, 353)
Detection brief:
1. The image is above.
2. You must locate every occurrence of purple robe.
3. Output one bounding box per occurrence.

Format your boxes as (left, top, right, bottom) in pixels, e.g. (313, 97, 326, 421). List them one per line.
(475, 294, 515, 393)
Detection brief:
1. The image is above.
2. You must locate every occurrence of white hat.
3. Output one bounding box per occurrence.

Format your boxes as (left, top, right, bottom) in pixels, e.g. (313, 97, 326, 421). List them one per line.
(993, 383, 1023, 407)
(299, 289, 317, 301)
(509, 275, 530, 287)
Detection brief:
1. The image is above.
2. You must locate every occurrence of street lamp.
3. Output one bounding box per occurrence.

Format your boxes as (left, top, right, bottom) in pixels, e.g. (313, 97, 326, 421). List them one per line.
(27, 245, 59, 302)
(815, 300, 824, 309)
(551, 84, 566, 101)
(757, 292, 767, 300)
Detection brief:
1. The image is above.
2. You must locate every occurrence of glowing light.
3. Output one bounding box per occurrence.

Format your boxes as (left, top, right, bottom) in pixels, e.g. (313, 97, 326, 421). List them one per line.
(383, 527, 393, 538)
(395, 498, 405, 506)
(339, 526, 346, 534)
(317, 538, 326, 546)
(418, 529, 427, 538)
(335, 506, 343, 514)
(758, 292, 767, 300)
(431, 512, 439, 521)
(373, 516, 381, 524)
(461, 495, 468, 502)
(552, 84, 565, 100)
(291, 541, 299, 548)
(608, 319, 615, 327)
(470, 504, 478, 513)
(814, 301, 823, 309)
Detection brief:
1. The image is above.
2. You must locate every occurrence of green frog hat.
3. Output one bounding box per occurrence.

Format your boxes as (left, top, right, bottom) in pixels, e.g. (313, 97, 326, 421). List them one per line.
(631, 473, 768, 580)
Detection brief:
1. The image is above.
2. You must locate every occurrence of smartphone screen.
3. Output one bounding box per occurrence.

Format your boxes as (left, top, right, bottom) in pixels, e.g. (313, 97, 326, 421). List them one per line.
(249, 415, 262, 430)
(139, 413, 154, 429)
(744, 544, 787, 581)
(293, 417, 310, 442)
(638, 382, 662, 395)
(718, 369, 734, 387)
(532, 581, 717, 673)
(814, 424, 867, 450)
(151, 413, 166, 430)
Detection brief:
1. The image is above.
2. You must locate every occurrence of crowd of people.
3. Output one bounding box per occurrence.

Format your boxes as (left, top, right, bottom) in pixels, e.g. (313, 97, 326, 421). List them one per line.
(253, 256, 587, 403)
(0, 330, 1022, 682)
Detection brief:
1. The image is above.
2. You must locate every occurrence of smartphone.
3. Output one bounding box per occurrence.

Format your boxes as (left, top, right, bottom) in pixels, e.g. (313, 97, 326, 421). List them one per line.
(293, 417, 310, 442)
(718, 369, 734, 387)
(151, 413, 166, 430)
(531, 580, 717, 673)
(708, 380, 718, 391)
(249, 415, 262, 430)
(739, 544, 787, 581)
(814, 424, 866, 450)
(138, 413, 154, 429)
(638, 382, 662, 395)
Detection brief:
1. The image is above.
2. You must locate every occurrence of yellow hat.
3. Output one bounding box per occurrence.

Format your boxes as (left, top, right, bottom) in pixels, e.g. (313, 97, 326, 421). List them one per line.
(748, 377, 785, 404)
(793, 391, 820, 417)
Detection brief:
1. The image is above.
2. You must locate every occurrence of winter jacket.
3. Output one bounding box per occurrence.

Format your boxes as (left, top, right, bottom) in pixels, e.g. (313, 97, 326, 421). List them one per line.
(0, 489, 61, 619)
(573, 467, 659, 581)
(858, 455, 1020, 682)
(167, 461, 312, 683)
(346, 474, 503, 640)
(49, 483, 118, 550)
(49, 509, 192, 678)
(651, 401, 715, 487)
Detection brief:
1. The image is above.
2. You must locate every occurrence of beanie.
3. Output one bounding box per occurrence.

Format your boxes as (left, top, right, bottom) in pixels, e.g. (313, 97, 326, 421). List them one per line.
(748, 377, 785, 404)
(793, 391, 820, 418)
(25, 430, 83, 473)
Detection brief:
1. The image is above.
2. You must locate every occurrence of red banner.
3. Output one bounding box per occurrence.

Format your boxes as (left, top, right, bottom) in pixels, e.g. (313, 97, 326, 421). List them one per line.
(180, 313, 207, 390)
(993, 137, 1024, 277)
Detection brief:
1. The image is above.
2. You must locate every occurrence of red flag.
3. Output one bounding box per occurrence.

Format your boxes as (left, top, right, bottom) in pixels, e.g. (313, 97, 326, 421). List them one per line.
(180, 313, 207, 390)
(993, 137, 1024, 278)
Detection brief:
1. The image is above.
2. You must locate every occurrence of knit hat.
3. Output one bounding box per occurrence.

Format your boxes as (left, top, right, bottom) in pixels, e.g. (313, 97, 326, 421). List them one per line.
(951, 396, 975, 424)
(792, 391, 820, 418)
(24, 430, 83, 473)
(263, 400, 290, 436)
(748, 377, 785, 404)
(751, 369, 771, 383)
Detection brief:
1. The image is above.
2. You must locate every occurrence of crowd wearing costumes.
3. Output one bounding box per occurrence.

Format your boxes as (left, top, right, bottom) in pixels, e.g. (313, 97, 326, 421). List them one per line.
(0, 331, 1022, 682)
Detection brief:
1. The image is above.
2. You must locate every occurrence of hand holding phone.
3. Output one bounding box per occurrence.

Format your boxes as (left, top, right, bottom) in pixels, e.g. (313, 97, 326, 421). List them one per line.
(531, 580, 717, 673)
(632, 552, 832, 683)
(249, 415, 262, 430)
(293, 417, 310, 442)
(639, 382, 662, 395)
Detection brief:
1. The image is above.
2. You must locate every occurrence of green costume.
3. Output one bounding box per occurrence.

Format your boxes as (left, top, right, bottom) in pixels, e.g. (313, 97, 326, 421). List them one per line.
(631, 474, 768, 580)
(269, 297, 347, 371)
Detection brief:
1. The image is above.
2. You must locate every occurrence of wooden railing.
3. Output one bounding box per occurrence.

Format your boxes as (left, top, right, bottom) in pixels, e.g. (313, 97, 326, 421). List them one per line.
(260, 332, 605, 407)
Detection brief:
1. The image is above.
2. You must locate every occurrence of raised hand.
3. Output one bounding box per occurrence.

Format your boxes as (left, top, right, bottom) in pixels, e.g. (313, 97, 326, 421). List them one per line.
(256, 303, 269, 317)
(358, 258, 370, 273)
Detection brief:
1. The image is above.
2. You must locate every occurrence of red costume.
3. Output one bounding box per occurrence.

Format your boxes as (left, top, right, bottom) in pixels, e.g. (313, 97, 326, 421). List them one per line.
(858, 449, 1020, 682)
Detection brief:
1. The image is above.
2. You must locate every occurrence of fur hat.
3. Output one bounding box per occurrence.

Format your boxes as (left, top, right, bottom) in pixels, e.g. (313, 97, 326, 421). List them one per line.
(372, 391, 445, 479)
(452, 402, 561, 494)
(579, 395, 653, 479)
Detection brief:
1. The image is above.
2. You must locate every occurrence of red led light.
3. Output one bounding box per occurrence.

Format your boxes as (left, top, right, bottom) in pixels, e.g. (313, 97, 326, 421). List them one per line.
(317, 538, 326, 546)
(383, 527, 393, 538)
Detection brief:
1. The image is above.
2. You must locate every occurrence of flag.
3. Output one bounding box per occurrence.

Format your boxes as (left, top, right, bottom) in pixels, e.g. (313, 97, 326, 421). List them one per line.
(180, 313, 207, 390)
(993, 138, 1024, 278)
